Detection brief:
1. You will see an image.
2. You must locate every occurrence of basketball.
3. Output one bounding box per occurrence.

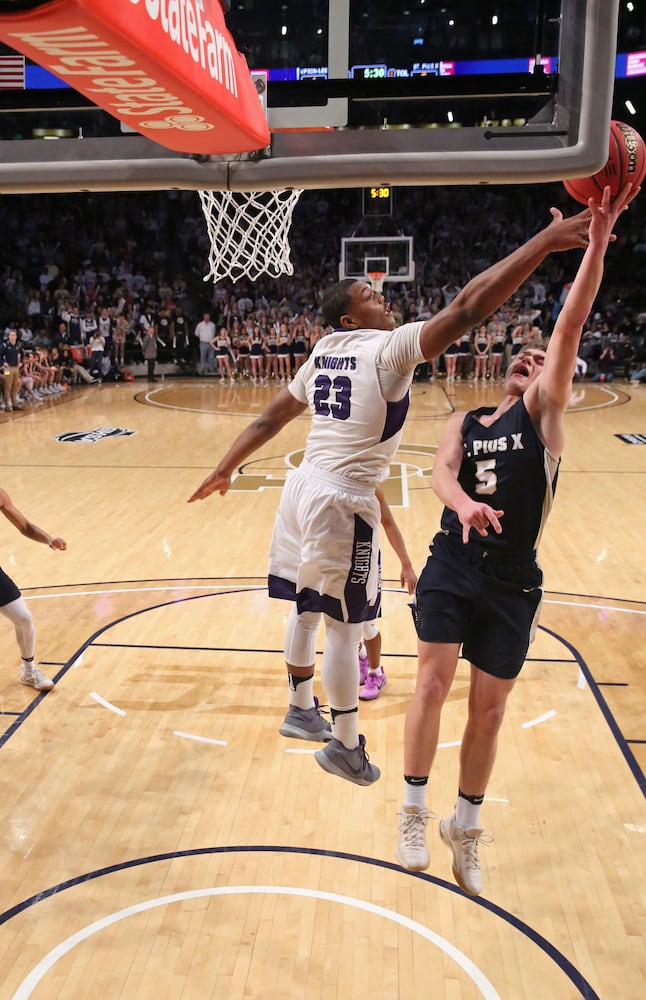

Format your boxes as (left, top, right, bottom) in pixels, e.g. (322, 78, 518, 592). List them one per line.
(563, 120, 646, 205)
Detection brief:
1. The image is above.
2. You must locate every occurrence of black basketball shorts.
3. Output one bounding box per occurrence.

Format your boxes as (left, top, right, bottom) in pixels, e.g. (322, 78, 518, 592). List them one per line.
(0, 566, 21, 607)
(412, 531, 543, 680)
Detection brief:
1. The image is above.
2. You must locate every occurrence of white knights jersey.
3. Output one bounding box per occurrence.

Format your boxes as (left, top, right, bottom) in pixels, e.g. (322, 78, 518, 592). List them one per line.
(288, 322, 425, 485)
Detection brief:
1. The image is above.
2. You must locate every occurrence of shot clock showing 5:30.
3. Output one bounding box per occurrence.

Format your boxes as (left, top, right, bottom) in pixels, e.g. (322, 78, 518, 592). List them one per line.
(362, 184, 393, 217)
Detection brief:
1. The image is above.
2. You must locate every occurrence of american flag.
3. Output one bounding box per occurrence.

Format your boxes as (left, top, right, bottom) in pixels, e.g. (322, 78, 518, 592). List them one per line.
(0, 54, 25, 89)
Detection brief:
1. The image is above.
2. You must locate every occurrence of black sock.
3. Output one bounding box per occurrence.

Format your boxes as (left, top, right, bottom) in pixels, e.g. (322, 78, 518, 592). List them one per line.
(458, 789, 484, 805)
(404, 775, 428, 786)
(288, 672, 313, 692)
(330, 706, 358, 723)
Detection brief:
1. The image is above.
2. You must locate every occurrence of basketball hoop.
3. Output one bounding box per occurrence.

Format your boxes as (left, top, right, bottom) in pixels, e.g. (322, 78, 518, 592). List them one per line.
(367, 271, 387, 294)
(198, 188, 304, 284)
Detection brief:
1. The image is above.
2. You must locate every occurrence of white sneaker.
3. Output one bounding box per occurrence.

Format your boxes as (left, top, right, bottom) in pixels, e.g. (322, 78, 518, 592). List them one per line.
(439, 815, 493, 896)
(20, 664, 55, 691)
(395, 805, 431, 871)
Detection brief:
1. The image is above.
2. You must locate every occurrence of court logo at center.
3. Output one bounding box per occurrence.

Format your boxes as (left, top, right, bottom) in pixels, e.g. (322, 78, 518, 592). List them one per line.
(53, 427, 137, 443)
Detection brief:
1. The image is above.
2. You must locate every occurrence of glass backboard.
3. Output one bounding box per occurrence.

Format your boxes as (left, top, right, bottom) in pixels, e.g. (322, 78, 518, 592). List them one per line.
(0, 0, 638, 193)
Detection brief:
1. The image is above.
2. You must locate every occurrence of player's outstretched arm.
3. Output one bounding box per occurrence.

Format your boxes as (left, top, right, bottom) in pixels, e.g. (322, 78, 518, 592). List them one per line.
(0, 487, 67, 549)
(528, 183, 638, 449)
(188, 388, 307, 501)
(418, 205, 593, 363)
(376, 485, 418, 594)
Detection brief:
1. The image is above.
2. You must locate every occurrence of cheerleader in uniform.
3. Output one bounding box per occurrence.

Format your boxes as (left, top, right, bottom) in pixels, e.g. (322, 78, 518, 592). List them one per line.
(239, 326, 253, 378)
(456, 330, 472, 381)
(249, 325, 265, 383)
(443, 337, 459, 382)
(265, 328, 279, 381)
(472, 324, 491, 381)
(277, 322, 292, 383)
(212, 327, 234, 383)
(490, 323, 507, 380)
(291, 320, 308, 373)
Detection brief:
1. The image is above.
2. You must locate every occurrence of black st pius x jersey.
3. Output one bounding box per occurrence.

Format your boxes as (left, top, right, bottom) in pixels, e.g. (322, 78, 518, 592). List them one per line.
(440, 398, 560, 554)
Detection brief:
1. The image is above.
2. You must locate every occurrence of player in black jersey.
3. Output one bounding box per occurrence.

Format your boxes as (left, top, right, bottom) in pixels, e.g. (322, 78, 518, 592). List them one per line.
(0, 486, 67, 691)
(396, 184, 638, 893)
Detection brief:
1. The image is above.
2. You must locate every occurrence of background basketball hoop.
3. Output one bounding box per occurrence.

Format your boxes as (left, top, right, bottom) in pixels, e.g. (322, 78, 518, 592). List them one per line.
(367, 271, 387, 294)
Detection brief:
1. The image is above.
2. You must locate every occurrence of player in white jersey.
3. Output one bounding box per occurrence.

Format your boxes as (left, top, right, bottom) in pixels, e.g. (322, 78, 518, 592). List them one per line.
(188, 205, 592, 787)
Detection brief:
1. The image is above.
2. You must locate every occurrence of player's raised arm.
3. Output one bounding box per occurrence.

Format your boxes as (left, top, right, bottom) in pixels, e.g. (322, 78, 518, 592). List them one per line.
(418, 205, 593, 363)
(526, 183, 638, 453)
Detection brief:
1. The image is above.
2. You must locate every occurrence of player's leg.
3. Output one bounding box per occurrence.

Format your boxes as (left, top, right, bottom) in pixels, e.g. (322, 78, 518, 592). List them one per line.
(359, 618, 386, 700)
(279, 605, 330, 741)
(314, 614, 380, 786)
(396, 639, 460, 870)
(0, 595, 54, 691)
(438, 667, 514, 895)
(396, 533, 470, 870)
(438, 567, 540, 895)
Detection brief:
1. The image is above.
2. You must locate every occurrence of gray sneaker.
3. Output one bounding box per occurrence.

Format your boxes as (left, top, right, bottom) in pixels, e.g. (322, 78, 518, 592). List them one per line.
(314, 734, 380, 785)
(279, 697, 331, 742)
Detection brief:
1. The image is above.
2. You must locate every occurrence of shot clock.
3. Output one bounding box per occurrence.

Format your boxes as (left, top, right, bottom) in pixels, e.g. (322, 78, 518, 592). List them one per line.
(362, 184, 393, 217)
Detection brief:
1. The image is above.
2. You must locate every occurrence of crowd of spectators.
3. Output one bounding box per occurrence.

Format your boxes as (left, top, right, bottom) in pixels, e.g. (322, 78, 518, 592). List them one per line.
(2, 181, 646, 408)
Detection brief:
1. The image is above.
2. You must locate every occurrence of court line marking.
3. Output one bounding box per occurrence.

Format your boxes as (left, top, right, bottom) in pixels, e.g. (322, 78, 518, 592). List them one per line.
(522, 710, 557, 729)
(89, 693, 125, 716)
(10, 884, 501, 1000)
(23, 584, 266, 601)
(544, 599, 645, 616)
(0, 846, 602, 1000)
(173, 730, 227, 746)
(565, 384, 626, 411)
(3, 585, 643, 797)
(21, 588, 646, 615)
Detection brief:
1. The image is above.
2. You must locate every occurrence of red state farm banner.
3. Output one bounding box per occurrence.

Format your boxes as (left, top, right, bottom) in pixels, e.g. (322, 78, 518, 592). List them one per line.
(0, 0, 270, 155)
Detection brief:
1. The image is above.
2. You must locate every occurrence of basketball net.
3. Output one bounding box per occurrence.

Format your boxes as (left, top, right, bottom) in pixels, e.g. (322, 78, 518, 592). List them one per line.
(198, 188, 304, 283)
(367, 271, 386, 294)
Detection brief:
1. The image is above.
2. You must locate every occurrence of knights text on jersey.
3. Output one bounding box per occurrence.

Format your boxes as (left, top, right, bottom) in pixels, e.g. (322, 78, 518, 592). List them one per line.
(440, 398, 560, 552)
(288, 323, 425, 484)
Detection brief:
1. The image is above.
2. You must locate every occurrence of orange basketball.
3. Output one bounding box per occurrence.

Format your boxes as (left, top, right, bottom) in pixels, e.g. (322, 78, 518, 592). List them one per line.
(563, 120, 646, 205)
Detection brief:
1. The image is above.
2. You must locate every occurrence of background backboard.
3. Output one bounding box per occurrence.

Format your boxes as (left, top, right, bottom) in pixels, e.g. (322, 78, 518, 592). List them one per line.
(340, 237, 415, 285)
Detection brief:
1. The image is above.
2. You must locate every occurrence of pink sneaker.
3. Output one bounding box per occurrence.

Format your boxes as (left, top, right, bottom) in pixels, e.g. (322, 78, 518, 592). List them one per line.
(359, 669, 387, 700)
(359, 652, 370, 686)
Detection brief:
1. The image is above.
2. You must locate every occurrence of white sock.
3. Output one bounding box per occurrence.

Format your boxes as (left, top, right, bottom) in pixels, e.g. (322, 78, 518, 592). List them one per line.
(403, 780, 427, 810)
(332, 710, 359, 750)
(455, 796, 483, 830)
(368, 665, 382, 676)
(288, 674, 314, 710)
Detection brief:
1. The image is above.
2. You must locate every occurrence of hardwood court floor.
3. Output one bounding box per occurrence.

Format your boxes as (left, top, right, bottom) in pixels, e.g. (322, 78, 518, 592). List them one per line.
(0, 375, 644, 999)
